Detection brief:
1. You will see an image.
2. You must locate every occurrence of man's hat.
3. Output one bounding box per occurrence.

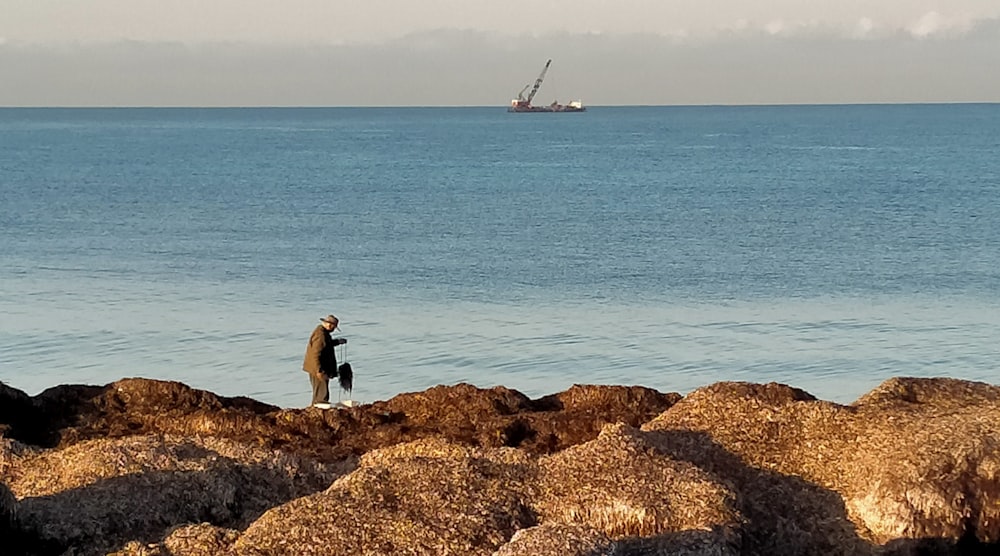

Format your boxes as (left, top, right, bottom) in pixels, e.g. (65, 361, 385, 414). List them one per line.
(320, 315, 339, 328)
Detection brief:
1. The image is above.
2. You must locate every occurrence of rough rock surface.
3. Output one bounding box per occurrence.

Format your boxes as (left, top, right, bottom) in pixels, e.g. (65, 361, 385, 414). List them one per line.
(643, 378, 1000, 554)
(493, 523, 614, 556)
(1, 434, 348, 556)
(8, 378, 676, 462)
(234, 438, 536, 556)
(111, 523, 240, 556)
(534, 423, 740, 540)
(1, 380, 39, 442)
(232, 428, 742, 556)
(1, 376, 998, 555)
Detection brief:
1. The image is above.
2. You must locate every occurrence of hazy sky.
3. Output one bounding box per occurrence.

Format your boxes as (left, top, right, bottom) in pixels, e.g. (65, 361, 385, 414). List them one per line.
(4, 0, 1000, 43)
(2, 1, 999, 105)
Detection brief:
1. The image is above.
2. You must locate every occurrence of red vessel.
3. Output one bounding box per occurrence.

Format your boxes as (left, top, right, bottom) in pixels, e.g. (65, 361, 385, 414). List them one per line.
(508, 60, 586, 113)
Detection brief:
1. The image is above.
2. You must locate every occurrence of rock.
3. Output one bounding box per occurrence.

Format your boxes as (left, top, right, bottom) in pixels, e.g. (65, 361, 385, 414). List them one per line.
(32, 378, 278, 449)
(493, 523, 614, 556)
(230, 425, 742, 555)
(2, 434, 348, 556)
(380, 383, 535, 423)
(0, 381, 42, 444)
(1, 480, 17, 541)
(111, 523, 240, 556)
(3, 379, 678, 464)
(643, 378, 1000, 554)
(4, 376, 999, 555)
(852, 376, 1000, 409)
(523, 385, 682, 453)
(492, 522, 741, 556)
(367, 383, 680, 454)
(534, 423, 740, 540)
(233, 437, 537, 555)
(842, 380, 1000, 550)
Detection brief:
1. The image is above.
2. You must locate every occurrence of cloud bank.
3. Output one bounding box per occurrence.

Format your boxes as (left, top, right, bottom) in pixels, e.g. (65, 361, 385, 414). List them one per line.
(2, 22, 998, 106)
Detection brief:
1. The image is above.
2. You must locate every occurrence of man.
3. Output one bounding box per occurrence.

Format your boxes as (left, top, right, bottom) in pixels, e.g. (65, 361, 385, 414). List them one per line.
(302, 314, 347, 409)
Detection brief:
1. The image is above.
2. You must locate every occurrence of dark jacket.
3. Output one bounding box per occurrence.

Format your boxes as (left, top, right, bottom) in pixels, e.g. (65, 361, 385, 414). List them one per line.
(302, 325, 343, 376)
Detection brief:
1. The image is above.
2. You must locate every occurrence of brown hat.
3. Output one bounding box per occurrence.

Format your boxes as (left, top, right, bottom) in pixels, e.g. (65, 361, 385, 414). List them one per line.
(320, 315, 339, 327)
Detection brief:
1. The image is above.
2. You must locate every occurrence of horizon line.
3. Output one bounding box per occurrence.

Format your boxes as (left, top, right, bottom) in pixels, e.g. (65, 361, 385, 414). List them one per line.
(3, 101, 1000, 109)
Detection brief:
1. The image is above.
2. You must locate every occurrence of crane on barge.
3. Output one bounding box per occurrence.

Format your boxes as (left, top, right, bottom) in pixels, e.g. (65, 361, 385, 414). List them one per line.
(509, 59, 585, 113)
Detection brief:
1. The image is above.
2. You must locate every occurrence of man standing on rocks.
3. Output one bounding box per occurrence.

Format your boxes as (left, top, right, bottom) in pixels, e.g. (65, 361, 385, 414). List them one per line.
(302, 314, 347, 409)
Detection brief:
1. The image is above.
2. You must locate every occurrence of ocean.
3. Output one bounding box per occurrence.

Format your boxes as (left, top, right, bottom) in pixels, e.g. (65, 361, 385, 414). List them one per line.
(2, 105, 999, 408)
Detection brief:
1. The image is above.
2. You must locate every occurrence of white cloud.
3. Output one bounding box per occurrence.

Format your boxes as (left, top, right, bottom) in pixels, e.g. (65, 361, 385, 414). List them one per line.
(764, 20, 786, 36)
(709, 12, 1000, 41)
(854, 17, 875, 38)
(907, 11, 975, 38)
(759, 19, 829, 38)
(723, 19, 751, 33)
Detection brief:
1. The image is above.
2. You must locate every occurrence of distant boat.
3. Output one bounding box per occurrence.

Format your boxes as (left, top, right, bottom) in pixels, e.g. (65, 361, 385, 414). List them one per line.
(508, 60, 585, 113)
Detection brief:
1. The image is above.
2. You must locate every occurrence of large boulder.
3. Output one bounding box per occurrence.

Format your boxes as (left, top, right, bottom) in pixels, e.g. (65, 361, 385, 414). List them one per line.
(533, 423, 740, 541)
(0, 381, 43, 444)
(233, 438, 537, 555)
(643, 378, 1000, 554)
(1, 434, 348, 556)
(840, 378, 1000, 551)
(1, 437, 34, 552)
(1, 480, 17, 543)
(31, 378, 277, 448)
(523, 385, 682, 453)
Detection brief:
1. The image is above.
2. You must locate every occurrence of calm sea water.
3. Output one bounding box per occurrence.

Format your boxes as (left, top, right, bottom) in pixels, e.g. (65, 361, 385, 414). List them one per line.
(2, 105, 999, 408)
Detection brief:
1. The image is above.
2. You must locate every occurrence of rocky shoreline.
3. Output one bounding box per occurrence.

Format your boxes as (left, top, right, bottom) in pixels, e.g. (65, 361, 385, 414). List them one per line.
(1, 376, 998, 555)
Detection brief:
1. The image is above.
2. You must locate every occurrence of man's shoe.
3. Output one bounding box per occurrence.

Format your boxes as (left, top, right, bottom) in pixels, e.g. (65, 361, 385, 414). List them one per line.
(312, 402, 332, 409)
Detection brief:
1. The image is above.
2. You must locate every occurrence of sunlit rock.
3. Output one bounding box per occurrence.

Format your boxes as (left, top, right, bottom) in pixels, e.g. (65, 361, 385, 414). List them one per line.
(111, 523, 240, 556)
(643, 378, 1000, 553)
(233, 437, 536, 556)
(1, 434, 347, 556)
(493, 523, 614, 556)
(534, 423, 740, 540)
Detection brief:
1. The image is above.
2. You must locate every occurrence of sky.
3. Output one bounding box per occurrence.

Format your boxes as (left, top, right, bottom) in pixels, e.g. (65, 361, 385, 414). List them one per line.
(2, 1, 1000, 105)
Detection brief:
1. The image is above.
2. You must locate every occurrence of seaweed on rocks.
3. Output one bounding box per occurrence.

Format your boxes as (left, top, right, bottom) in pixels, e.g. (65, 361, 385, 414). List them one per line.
(233, 437, 538, 556)
(533, 423, 741, 540)
(2, 376, 999, 555)
(643, 379, 1000, 554)
(111, 523, 240, 556)
(493, 523, 614, 556)
(1, 379, 679, 462)
(1, 435, 350, 556)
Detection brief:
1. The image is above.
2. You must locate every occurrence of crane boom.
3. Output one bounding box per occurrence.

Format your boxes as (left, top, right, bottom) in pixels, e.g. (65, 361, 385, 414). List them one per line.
(525, 59, 551, 104)
(516, 84, 531, 101)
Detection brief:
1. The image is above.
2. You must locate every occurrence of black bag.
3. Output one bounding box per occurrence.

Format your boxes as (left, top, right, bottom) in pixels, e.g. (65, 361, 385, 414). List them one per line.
(337, 342, 353, 392)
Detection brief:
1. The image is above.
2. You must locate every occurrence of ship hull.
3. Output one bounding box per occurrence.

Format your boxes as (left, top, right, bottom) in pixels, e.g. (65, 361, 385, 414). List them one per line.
(507, 105, 586, 113)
